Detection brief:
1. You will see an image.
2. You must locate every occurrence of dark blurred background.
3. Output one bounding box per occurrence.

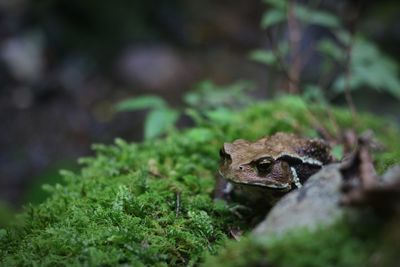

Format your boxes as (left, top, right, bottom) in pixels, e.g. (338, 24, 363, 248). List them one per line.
(0, 0, 399, 210)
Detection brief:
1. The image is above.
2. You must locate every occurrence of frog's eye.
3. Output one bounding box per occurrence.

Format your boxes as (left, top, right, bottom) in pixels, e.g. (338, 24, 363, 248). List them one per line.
(256, 158, 273, 175)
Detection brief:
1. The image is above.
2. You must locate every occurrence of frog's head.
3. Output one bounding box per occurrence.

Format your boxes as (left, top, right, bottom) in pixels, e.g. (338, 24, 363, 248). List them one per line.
(218, 141, 292, 190)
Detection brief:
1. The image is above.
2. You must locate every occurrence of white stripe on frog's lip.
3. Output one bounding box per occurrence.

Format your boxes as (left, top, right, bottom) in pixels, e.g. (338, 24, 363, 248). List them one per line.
(223, 182, 234, 194)
(276, 153, 323, 166)
(291, 167, 302, 188)
(264, 183, 290, 189)
(234, 180, 291, 189)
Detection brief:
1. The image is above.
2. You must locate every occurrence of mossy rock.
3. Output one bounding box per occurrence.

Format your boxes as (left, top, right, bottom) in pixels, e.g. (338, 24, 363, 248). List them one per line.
(1, 96, 399, 266)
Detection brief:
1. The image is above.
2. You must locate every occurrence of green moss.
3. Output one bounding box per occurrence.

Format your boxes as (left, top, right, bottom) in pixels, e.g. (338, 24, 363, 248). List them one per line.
(1, 135, 238, 266)
(0, 202, 16, 228)
(1, 96, 399, 266)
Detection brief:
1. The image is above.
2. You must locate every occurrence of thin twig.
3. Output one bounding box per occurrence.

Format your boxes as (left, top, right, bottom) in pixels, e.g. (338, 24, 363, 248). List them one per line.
(175, 191, 181, 217)
(287, 0, 301, 93)
(344, 40, 357, 122)
(343, 1, 364, 124)
(304, 107, 334, 141)
(266, 30, 296, 88)
(325, 105, 340, 137)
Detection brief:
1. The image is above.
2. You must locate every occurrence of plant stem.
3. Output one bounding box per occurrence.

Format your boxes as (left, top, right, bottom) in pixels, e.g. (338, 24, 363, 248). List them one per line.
(287, 0, 301, 94)
(344, 42, 357, 122)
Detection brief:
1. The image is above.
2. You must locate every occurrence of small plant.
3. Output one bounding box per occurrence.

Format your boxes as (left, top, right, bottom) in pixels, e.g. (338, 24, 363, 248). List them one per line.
(116, 95, 179, 140)
(250, 0, 400, 103)
(115, 80, 255, 139)
(184, 80, 255, 110)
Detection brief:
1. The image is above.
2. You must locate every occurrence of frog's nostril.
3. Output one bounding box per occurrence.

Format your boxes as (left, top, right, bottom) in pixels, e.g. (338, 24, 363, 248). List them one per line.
(239, 166, 244, 170)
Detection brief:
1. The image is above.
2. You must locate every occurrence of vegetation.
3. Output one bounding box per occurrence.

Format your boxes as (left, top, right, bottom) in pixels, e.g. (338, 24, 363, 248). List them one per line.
(115, 80, 256, 140)
(1, 96, 399, 266)
(251, 0, 400, 102)
(115, 0, 400, 143)
(1, 2, 399, 266)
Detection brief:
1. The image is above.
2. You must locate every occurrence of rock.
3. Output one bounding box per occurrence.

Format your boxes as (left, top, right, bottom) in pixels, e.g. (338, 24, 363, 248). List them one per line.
(0, 33, 44, 83)
(380, 165, 400, 184)
(115, 45, 196, 91)
(253, 164, 344, 236)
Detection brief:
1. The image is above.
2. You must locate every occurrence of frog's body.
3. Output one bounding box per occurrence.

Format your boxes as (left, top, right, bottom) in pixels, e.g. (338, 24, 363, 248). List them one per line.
(218, 132, 332, 207)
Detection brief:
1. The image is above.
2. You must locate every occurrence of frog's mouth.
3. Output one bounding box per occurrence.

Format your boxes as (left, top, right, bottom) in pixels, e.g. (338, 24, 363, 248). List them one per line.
(235, 180, 291, 190)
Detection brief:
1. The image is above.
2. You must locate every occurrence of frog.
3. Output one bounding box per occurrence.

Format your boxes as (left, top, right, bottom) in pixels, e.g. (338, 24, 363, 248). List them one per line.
(217, 132, 333, 209)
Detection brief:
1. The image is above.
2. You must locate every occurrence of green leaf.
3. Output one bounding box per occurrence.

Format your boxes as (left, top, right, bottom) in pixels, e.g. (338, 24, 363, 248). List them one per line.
(184, 108, 205, 126)
(184, 92, 201, 107)
(115, 95, 166, 112)
(332, 76, 361, 93)
(308, 11, 340, 28)
(205, 108, 236, 124)
(317, 39, 345, 61)
(249, 50, 277, 65)
(302, 84, 327, 104)
(184, 80, 255, 110)
(262, 0, 288, 9)
(295, 5, 340, 28)
(331, 145, 344, 160)
(144, 108, 178, 139)
(186, 128, 215, 143)
(334, 29, 351, 45)
(333, 37, 400, 99)
(261, 9, 286, 28)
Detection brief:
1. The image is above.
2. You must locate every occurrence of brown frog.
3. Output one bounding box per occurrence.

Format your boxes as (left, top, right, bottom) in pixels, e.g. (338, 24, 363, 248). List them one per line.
(218, 132, 333, 207)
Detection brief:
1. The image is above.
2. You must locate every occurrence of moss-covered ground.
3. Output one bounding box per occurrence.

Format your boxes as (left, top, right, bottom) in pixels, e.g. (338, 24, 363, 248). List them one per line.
(1, 96, 399, 266)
